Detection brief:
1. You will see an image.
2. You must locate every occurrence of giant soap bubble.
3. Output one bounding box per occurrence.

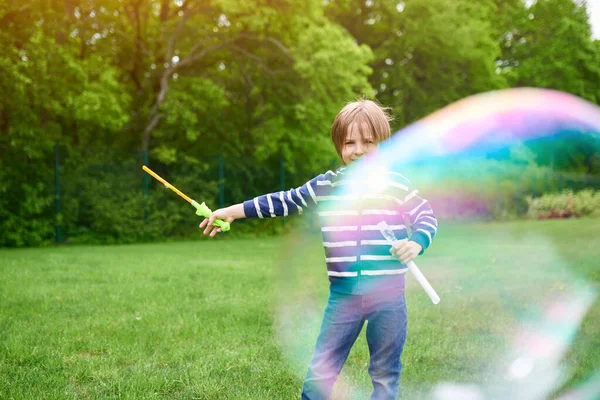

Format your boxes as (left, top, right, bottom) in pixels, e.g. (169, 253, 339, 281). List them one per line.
(274, 88, 600, 399)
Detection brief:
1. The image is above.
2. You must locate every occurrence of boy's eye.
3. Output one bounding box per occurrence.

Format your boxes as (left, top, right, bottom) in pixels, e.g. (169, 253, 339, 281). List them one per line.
(346, 141, 355, 145)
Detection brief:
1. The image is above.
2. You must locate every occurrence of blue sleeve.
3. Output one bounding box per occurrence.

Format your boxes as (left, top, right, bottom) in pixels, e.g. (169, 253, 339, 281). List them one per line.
(388, 172, 438, 254)
(404, 190, 438, 254)
(243, 174, 323, 218)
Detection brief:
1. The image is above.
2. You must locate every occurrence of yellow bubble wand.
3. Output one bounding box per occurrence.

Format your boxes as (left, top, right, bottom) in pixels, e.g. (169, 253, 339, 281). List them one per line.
(142, 165, 230, 232)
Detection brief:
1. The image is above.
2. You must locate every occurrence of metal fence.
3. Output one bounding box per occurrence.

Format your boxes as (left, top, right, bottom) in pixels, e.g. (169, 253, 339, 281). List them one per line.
(50, 146, 600, 243)
(50, 146, 340, 243)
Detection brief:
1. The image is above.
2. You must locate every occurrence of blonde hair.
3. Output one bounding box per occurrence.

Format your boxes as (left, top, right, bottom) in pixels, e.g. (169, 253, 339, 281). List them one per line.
(331, 99, 393, 159)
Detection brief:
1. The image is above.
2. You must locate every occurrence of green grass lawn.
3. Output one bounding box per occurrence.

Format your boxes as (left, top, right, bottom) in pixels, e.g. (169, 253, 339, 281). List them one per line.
(1, 219, 599, 399)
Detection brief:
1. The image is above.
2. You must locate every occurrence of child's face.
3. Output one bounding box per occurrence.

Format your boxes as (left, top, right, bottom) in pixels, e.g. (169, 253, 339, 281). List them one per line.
(341, 122, 378, 165)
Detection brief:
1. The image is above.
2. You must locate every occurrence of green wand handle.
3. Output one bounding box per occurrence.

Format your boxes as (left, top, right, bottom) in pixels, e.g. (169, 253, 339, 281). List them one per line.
(142, 165, 231, 232)
(192, 201, 231, 232)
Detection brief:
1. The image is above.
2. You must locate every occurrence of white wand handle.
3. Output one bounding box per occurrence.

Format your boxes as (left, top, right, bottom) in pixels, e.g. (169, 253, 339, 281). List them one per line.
(377, 221, 440, 304)
(406, 261, 440, 304)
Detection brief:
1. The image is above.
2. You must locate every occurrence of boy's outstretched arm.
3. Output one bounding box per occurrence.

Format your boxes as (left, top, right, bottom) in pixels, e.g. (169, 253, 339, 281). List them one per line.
(199, 173, 325, 237)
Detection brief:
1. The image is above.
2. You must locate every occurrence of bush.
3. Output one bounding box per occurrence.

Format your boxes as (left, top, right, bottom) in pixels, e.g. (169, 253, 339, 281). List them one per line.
(59, 149, 220, 244)
(411, 158, 600, 221)
(526, 190, 600, 219)
(0, 147, 56, 247)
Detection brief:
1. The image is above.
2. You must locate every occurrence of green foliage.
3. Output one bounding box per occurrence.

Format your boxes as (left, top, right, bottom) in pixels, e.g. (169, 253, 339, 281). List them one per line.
(326, 0, 507, 127)
(527, 189, 600, 218)
(57, 150, 223, 244)
(160, 78, 229, 145)
(508, 0, 600, 103)
(0, 180, 55, 247)
(525, 131, 600, 175)
(0, 144, 56, 247)
(409, 157, 600, 221)
(1, 0, 600, 246)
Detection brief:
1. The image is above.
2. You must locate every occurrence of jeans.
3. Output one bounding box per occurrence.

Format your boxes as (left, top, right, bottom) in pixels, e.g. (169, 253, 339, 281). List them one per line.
(301, 289, 408, 400)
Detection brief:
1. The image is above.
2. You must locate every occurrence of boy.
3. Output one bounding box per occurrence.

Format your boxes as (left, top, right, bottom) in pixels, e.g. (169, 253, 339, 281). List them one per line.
(200, 99, 438, 399)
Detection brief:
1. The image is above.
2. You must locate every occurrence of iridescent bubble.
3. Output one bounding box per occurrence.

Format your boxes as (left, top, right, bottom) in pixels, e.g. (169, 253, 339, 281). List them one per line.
(275, 88, 600, 399)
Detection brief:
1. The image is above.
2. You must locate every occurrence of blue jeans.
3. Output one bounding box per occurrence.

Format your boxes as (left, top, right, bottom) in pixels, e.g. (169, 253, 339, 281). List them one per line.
(301, 290, 408, 400)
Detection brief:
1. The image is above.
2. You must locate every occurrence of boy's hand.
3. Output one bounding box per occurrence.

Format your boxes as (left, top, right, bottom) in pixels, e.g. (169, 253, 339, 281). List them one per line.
(199, 208, 235, 237)
(390, 240, 422, 264)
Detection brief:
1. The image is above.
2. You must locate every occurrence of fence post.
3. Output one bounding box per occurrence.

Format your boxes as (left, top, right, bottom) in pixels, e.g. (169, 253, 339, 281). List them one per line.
(280, 156, 285, 228)
(55, 144, 62, 243)
(218, 154, 225, 209)
(143, 150, 149, 223)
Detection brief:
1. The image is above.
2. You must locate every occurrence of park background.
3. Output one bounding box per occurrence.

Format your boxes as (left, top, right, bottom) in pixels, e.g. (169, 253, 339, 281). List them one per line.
(1, 0, 600, 246)
(1, 0, 600, 399)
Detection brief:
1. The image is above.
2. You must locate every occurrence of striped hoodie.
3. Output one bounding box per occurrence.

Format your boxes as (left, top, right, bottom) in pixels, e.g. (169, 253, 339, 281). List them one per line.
(243, 167, 438, 294)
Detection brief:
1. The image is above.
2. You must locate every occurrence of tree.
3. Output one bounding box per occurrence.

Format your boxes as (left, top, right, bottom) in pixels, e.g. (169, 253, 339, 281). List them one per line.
(95, 0, 373, 168)
(0, 1, 130, 246)
(325, 0, 507, 128)
(499, 0, 600, 174)
(508, 0, 600, 103)
(0, 0, 376, 245)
